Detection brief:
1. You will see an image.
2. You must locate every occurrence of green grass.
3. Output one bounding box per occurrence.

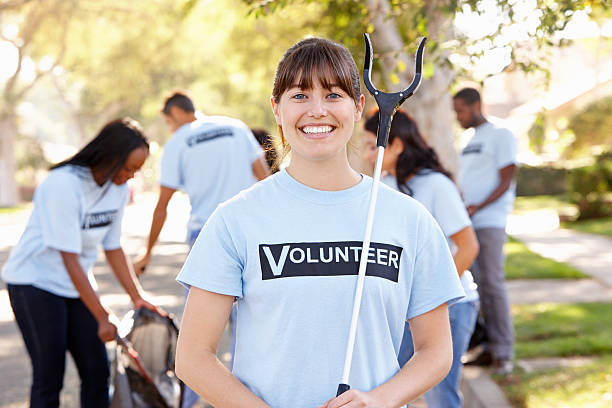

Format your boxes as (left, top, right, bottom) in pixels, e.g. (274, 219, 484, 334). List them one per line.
(499, 302, 612, 406)
(562, 216, 612, 238)
(0, 204, 29, 214)
(499, 356, 612, 408)
(513, 302, 612, 359)
(513, 195, 577, 216)
(505, 237, 587, 280)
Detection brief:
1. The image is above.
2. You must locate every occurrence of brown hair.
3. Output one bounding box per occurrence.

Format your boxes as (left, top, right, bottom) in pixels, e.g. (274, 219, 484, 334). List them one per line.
(364, 110, 452, 195)
(271, 37, 361, 169)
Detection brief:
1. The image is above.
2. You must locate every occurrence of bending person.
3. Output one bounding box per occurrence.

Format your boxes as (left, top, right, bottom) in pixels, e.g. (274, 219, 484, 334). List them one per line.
(134, 91, 270, 408)
(175, 37, 465, 408)
(363, 110, 480, 408)
(2, 118, 164, 408)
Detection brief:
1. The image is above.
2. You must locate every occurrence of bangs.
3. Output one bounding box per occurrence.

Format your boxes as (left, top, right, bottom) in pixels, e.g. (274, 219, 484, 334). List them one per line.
(273, 37, 360, 103)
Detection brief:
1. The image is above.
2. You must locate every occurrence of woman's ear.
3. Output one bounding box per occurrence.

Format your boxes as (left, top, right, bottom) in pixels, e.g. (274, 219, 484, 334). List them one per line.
(354, 94, 366, 122)
(271, 97, 282, 126)
(389, 137, 405, 155)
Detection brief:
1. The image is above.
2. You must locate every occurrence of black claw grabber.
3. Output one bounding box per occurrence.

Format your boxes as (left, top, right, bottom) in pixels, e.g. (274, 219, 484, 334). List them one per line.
(336, 33, 426, 398)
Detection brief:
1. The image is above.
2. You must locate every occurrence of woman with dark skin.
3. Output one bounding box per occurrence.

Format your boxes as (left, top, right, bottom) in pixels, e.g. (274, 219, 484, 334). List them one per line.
(2, 118, 165, 408)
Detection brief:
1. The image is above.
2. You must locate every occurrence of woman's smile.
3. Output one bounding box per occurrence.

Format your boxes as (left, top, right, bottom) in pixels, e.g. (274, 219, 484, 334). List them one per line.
(299, 124, 336, 140)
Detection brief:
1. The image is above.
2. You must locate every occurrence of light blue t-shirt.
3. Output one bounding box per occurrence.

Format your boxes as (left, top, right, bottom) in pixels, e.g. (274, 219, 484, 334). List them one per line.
(177, 169, 464, 408)
(459, 122, 518, 229)
(160, 115, 264, 229)
(382, 171, 479, 303)
(2, 165, 128, 298)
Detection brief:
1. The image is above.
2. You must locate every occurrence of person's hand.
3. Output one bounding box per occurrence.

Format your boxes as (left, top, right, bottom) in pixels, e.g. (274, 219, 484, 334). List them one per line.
(97, 314, 118, 343)
(133, 253, 151, 276)
(467, 204, 479, 217)
(133, 296, 168, 318)
(318, 389, 386, 408)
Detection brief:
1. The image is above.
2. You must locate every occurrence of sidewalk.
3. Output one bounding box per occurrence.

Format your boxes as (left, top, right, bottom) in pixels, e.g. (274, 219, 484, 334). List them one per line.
(461, 212, 612, 408)
(0, 194, 229, 407)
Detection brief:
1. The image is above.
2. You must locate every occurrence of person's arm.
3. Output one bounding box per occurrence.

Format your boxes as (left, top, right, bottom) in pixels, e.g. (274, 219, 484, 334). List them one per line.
(60, 251, 117, 342)
(467, 164, 516, 217)
(319, 304, 452, 408)
(252, 156, 271, 181)
(134, 185, 177, 274)
(105, 247, 166, 316)
(449, 226, 479, 277)
(176, 287, 270, 407)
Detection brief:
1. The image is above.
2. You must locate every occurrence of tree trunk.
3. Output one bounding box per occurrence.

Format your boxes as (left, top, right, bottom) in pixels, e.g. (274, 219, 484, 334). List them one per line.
(0, 115, 19, 206)
(365, 0, 459, 177)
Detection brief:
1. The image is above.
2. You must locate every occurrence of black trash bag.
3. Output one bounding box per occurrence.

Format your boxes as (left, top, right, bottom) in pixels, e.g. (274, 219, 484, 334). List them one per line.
(110, 308, 183, 408)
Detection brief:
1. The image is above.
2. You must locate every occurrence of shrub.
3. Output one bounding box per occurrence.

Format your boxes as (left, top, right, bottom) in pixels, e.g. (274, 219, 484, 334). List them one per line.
(516, 165, 567, 197)
(567, 152, 612, 220)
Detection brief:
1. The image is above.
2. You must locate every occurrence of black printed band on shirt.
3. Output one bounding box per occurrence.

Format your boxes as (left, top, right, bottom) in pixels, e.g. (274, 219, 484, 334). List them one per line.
(186, 128, 234, 147)
(259, 241, 403, 282)
(82, 210, 118, 229)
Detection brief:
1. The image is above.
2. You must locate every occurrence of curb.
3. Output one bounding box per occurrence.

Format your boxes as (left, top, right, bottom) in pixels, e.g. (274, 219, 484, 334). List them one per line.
(461, 366, 513, 408)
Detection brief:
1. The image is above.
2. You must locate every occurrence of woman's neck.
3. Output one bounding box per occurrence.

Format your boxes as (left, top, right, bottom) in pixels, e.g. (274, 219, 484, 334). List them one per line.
(90, 167, 107, 186)
(385, 166, 416, 183)
(286, 155, 361, 191)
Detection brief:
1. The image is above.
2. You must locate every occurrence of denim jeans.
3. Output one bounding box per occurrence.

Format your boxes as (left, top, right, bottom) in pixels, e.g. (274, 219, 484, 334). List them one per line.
(398, 300, 479, 408)
(8, 284, 109, 408)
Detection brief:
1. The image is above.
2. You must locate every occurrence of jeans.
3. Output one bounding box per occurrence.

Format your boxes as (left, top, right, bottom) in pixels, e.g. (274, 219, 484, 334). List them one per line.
(398, 300, 479, 408)
(8, 284, 109, 408)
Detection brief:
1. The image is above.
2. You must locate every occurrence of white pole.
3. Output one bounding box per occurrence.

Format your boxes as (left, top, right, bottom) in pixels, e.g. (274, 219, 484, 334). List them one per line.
(341, 145, 386, 384)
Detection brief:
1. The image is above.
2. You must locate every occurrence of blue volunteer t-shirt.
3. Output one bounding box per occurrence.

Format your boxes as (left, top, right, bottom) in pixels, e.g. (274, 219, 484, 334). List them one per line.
(383, 171, 479, 303)
(459, 122, 518, 229)
(2, 165, 128, 298)
(177, 169, 464, 408)
(160, 115, 264, 229)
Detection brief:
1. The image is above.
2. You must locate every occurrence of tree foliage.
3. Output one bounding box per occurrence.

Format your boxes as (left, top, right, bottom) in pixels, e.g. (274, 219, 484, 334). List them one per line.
(243, 0, 610, 84)
(567, 95, 612, 156)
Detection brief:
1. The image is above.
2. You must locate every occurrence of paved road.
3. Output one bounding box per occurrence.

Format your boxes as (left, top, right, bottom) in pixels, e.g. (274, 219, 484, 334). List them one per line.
(0, 194, 228, 407)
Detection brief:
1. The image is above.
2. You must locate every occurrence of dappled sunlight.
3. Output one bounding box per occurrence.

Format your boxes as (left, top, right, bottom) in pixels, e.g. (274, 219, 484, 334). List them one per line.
(0, 289, 14, 323)
(507, 210, 560, 235)
(100, 293, 184, 310)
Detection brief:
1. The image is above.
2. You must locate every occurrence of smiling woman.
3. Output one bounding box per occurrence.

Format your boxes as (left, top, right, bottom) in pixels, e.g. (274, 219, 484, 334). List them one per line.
(174, 37, 464, 408)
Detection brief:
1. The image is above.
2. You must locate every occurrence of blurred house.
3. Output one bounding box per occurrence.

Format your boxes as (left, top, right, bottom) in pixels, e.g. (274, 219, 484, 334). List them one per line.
(480, 38, 612, 164)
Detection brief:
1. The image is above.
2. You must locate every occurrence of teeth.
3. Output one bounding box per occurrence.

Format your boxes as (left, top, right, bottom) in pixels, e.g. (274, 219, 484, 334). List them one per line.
(302, 125, 333, 134)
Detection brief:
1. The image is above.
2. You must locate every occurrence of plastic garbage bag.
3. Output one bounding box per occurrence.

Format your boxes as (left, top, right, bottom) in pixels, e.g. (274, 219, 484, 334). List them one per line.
(110, 308, 182, 408)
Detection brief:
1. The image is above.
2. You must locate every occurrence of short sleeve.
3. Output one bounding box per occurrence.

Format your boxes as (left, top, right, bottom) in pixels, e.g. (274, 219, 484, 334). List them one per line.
(176, 207, 243, 297)
(432, 177, 471, 237)
(36, 172, 82, 254)
(102, 187, 129, 250)
(494, 129, 518, 169)
(159, 137, 183, 189)
(406, 211, 465, 320)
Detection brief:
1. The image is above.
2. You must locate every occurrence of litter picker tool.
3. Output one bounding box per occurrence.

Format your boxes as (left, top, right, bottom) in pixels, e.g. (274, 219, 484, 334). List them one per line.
(336, 33, 426, 397)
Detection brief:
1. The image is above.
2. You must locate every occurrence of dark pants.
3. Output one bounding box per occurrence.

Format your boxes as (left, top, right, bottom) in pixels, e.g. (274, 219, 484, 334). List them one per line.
(8, 284, 110, 408)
